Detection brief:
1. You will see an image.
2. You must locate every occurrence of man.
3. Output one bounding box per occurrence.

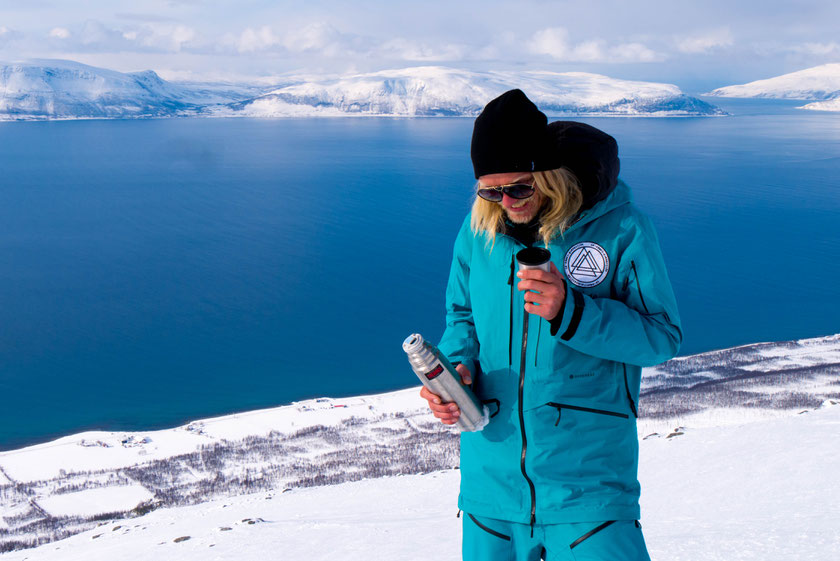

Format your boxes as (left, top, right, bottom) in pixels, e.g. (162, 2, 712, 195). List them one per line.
(420, 89, 682, 560)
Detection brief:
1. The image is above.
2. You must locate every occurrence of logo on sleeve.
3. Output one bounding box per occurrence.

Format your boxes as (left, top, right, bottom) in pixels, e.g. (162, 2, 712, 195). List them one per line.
(564, 242, 609, 287)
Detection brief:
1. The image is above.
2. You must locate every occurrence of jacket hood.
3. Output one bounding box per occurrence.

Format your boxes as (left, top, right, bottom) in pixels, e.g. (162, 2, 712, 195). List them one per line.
(546, 121, 620, 212)
(567, 179, 633, 233)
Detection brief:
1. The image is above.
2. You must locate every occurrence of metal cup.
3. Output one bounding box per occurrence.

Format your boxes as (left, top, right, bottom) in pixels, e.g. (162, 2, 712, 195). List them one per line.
(516, 247, 552, 273)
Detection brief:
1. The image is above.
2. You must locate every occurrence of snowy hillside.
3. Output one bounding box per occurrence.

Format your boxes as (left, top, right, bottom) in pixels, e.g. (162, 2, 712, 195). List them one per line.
(3, 405, 840, 561)
(1, 333, 838, 557)
(222, 66, 724, 117)
(706, 63, 840, 107)
(801, 97, 840, 112)
(0, 60, 724, 120)
(0, 60, 272, 120)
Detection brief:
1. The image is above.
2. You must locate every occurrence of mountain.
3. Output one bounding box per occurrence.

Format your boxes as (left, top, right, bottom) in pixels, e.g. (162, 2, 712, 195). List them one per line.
(706, 63, 840, 107)
(0, 60, 725, 120)
(220, 66, 725, 117)
(0, 333, 837, 556)
(800, 96, 840, 112)
(0, 60, 270, 120)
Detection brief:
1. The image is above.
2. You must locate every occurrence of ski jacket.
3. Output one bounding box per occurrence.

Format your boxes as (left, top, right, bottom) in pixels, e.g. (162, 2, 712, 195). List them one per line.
(438, 179, 682, 525)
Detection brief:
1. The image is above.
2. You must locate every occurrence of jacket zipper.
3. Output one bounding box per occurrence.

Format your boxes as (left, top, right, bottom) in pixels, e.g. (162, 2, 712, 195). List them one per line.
(508, 240, 537, 535)
(630, 260, 650, 314)
(546, 402, 629, 426)
(508, 254, 515, 367)
(519, 307, 537, 535)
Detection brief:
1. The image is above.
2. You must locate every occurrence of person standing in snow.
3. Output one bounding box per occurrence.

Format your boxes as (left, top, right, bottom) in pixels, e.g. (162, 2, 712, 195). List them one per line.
(419, 89, 682, 561)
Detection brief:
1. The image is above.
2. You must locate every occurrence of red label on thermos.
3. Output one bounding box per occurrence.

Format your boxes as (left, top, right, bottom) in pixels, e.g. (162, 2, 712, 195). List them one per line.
(425, 364, 444, 380)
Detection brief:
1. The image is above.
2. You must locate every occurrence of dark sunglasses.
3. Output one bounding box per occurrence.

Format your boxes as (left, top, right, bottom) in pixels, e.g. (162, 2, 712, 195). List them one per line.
(476, 182, 535, 202)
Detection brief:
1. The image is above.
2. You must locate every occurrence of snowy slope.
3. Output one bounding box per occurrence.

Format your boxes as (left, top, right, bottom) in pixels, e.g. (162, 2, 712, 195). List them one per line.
(1, 333, 837, 556)
(801, 96, 840, 112)
(1, 404, 838, 560)
(706, 63, 840, 101)
(0, 60, 270, 120)
(224, 66, 724, 117)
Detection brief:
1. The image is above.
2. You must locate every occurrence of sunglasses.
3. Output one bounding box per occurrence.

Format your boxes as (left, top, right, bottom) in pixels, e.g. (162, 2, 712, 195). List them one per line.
(476, 182, 535, 203)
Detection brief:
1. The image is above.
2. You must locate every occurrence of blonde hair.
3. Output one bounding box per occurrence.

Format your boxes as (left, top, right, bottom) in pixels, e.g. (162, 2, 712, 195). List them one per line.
(470, 168, 583, 249)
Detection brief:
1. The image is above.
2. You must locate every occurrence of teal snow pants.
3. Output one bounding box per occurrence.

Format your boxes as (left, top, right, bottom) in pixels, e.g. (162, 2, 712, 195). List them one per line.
(462, 513, 651, 561)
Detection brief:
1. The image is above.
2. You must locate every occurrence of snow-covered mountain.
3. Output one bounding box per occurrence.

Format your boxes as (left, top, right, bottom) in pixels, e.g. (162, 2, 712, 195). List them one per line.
(800, 96, 840, 112)
(0, 333, 837, 556)
(0, 60, 272, 120)
(706, 63, 840, 112)
(0, 60, 724, 120)
(221, 66, 724, 117)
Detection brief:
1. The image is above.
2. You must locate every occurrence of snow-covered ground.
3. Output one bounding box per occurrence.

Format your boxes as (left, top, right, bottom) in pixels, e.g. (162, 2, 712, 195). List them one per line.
(706, 63, 840, 112)
(1, 60, 724, 120)
(1, 404, 838, 560)
(1, 333, 838, 558)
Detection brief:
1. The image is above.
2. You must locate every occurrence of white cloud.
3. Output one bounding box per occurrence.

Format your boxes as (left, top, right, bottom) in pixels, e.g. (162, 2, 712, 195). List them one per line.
(528, 27, 661, 63)
(378, 38, 467, 62)
(232, 26, 281, 53)
(612, 42, 660, 62)
(676, 28, 734, 54)
(795, 42, 840, 56)
(50, 27, 71, 40)
(222, 23, 355, 56)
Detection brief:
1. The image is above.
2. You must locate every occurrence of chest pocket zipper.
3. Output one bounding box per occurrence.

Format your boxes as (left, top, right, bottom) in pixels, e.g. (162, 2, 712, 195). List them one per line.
(546, 402, 629, 426)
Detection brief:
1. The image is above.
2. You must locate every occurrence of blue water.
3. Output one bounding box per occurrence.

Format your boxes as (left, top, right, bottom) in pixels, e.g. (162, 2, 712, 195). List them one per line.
(1, 100, 838, 450)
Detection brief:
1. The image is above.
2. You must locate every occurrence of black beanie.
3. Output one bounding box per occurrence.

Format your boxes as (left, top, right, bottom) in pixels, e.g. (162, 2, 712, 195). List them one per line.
(471, 89, 561, 179)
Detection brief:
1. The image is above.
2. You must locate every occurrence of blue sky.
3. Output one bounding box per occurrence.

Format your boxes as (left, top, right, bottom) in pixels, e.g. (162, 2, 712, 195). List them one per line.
(1, 0, 838, 91)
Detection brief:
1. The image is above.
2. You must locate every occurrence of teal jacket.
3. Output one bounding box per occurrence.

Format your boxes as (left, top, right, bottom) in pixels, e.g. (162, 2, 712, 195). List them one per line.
(438, 179, 681, 525)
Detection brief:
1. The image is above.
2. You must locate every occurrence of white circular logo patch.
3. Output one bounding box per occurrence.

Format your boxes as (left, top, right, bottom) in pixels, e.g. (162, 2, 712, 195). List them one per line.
(564, 242, 609, 287)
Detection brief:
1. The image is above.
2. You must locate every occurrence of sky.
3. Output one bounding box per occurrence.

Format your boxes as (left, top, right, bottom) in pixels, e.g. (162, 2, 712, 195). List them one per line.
(1, 0, 839, 92)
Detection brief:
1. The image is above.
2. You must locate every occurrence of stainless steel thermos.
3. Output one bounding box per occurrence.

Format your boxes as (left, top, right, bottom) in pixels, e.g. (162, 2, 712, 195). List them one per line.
(403, 333, 488, 432)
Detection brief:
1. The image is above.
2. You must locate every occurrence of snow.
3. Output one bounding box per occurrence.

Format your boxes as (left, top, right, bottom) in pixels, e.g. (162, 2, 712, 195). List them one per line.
(38, 486, 154, 518)
(1, 333, 838, 558)
(0, 60, 724, 120)
(0, 389, 425, 483)
(1, 405, 838, 560)
(0, 59, 271, 120)
(229, 66, 724, 117)
(801, 97, 840, 112)
(707, 63, 840, 101)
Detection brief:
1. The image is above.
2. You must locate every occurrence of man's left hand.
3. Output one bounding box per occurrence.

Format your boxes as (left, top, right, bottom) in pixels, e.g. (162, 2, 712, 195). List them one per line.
(517, 262, 566, 321)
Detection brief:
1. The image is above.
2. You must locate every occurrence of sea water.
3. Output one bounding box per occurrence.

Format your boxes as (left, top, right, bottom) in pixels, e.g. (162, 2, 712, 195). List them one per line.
(0, 99, 838, 450)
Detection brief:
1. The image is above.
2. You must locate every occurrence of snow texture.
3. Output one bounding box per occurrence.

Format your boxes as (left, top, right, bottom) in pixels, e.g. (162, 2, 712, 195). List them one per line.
(801, 96, 840, 112)
(223, 66, 725, 117)
(1, 333, 838, 558)
(0, 60, 725, 120)
(38, 486, 154, 518)
(707, 63, 840, 108)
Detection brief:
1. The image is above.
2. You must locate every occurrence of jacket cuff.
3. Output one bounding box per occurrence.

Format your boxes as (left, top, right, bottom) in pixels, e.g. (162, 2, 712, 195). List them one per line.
(549, 283, 585, 340)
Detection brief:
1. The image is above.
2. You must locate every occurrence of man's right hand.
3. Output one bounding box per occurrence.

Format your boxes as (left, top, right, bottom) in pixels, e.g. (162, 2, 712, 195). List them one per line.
(419, 363, 473, 425)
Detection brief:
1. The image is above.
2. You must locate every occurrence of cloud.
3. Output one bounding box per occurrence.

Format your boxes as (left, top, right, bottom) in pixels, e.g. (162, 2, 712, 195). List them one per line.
(793, 41, 840, 56)
(0, 25, 25, 46)
(40, 20, 199, 53)
(282, 22, 346, 54)
(378, 38, 467, 62)
(676, 28, 734, 54)
(49, 27, 71, 40)
(528, 27, 661, 63)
